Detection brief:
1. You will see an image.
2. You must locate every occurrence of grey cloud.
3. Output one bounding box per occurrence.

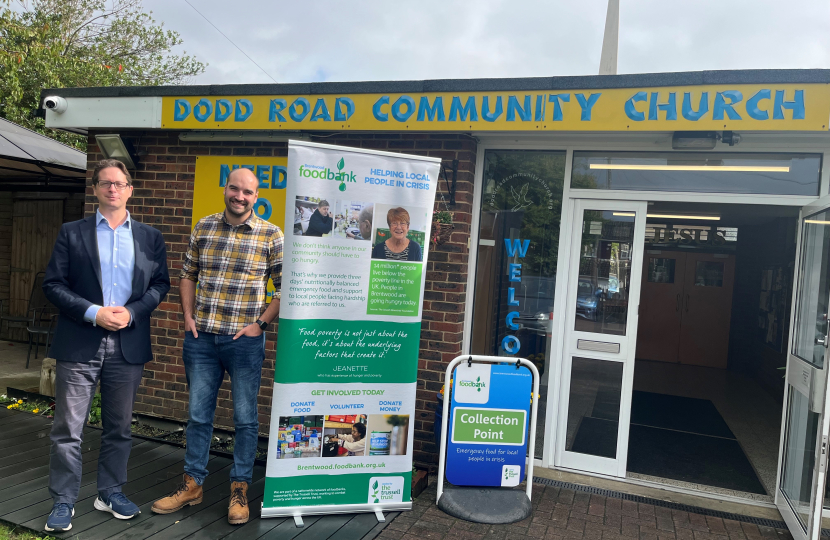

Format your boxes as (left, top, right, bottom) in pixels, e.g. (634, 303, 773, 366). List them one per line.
(144, 0, 830, 86)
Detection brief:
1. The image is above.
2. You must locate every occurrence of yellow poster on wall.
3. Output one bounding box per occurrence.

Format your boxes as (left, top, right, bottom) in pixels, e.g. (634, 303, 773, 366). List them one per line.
(193, 155, 288, 298)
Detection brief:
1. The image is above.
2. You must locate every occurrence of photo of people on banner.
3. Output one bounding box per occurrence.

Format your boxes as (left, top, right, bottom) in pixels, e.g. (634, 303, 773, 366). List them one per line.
(293, 195, 427, 262)
(276, 415, 410, 459)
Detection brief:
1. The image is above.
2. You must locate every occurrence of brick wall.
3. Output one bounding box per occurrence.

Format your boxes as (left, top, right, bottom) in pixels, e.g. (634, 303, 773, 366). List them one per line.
(85, 130, 477, 468)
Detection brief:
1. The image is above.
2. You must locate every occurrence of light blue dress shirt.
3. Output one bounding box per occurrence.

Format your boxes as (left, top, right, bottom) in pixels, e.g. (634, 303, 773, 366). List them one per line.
(83, 210, 136, 326)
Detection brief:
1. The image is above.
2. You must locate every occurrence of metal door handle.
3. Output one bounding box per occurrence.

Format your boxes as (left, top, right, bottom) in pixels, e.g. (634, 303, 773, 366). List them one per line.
(817, 335, 829, 348)
(685, 294, 689, 313)
(676, 293, 681, 312)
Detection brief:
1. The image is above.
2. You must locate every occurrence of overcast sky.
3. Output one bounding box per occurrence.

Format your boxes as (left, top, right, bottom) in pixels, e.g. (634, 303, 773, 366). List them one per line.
(143, 0, 830, 85)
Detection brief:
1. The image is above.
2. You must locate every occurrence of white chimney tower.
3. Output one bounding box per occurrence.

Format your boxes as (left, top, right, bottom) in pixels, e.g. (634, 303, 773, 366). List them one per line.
(599, 0, 619, 75)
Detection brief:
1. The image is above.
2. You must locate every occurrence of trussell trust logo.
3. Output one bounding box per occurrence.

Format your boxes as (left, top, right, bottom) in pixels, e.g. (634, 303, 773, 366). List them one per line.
(501, 465, 520, 487)
(368, 476, 404, 504)
(298, 157, 356, 191)
(454, 363, 490, 404)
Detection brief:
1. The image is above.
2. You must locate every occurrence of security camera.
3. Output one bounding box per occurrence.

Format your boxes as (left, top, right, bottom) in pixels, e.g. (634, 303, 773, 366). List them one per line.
(43, 96, 68, 114)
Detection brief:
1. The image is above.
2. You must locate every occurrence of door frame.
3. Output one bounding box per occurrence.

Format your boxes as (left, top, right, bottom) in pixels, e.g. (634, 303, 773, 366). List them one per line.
(554, 198, 648, 477)
(463, 140, 830, 474)
(775, 193, 830, 540)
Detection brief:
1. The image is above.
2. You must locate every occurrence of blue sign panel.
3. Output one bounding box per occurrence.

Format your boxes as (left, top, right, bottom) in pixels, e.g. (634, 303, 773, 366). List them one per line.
(446, 363, 532, 487)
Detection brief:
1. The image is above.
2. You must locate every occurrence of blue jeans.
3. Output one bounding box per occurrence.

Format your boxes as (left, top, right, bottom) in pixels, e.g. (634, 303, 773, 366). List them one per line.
(183, 331, 265, 485)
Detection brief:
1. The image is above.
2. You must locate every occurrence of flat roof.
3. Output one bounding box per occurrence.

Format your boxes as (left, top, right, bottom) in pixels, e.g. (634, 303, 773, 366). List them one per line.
(41, 69, 830, 99)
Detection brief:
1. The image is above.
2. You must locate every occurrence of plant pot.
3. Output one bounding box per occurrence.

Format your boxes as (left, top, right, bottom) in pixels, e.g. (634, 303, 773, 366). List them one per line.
(431, 221, 454, 246)
(412, 468, 429, 498)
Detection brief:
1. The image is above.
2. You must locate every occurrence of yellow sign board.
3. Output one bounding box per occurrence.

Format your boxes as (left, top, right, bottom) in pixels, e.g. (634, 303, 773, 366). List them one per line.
(163, 84, 830, 132)
(192, 155, 288, 298)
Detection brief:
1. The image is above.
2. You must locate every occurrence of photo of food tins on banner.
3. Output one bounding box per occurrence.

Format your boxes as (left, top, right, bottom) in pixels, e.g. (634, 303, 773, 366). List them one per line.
(262, 140, 441, 517)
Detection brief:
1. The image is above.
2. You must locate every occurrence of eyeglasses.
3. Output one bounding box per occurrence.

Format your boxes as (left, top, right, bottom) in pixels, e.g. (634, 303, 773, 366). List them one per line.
(390, 221, 409, 227)
(96, 181, 131, 190)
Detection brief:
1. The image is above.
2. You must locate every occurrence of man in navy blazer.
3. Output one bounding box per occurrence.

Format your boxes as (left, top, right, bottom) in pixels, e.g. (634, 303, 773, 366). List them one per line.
(42, 159, 170, 532)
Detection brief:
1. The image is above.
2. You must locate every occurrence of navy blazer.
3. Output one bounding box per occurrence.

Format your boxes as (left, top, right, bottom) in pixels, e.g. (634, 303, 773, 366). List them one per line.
(43, 215, 171, 364)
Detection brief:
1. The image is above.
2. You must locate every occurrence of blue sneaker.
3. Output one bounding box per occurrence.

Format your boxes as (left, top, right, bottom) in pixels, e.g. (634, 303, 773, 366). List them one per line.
(45, 503, 74, 532)
(94, 492, 140, 519)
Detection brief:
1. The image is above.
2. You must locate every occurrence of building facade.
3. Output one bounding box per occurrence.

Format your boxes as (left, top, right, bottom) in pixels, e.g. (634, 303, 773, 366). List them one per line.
(40, 69, 830, 540)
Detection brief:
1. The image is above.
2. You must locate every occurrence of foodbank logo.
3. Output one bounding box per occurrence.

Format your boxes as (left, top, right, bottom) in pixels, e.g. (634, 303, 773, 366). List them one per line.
(298, 157, 356, 191)
(458, 376, 486, 392)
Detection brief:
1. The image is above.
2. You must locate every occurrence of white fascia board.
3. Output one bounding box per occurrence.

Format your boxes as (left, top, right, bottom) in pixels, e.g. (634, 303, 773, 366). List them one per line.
(45, 97, 162, 130)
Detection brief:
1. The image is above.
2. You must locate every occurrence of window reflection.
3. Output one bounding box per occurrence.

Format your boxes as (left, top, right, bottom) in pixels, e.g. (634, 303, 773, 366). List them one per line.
(792, 209, 830, 369)
(470, 150, 566, 460)
(647, 258, 675, 284)
(694, 261, 724, 287)
(574, 210, 635, 336)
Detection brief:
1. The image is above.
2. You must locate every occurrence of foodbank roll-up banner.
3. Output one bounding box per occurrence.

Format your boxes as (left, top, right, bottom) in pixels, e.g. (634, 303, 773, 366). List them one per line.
(262, 140, 441, 517)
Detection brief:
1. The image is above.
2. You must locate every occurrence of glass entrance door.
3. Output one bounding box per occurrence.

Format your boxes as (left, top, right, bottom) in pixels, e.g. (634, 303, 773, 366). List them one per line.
(776, 196, 830, 540)
(555, 199, 647, 477)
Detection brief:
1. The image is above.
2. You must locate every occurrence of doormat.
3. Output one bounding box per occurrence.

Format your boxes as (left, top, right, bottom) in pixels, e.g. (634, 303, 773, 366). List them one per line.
(627, 424, 766, 495)
(630, 391, 735, 439)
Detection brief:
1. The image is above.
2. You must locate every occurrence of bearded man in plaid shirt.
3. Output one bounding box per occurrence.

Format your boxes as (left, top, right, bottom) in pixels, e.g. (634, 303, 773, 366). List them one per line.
(152, 168, 282, 525)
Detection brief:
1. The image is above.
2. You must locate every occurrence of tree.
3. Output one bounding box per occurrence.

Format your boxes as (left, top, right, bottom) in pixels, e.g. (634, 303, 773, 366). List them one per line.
(0, 0, 205, 149)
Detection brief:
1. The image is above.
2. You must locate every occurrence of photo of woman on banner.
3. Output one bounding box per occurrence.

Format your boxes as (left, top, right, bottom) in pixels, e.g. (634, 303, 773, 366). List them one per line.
(371, 206, 423, 262)
(329, 422, 366, 456)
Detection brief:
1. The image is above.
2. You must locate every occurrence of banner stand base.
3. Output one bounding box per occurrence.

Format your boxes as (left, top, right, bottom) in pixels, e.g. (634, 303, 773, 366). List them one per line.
(261, 502, 412, 520)
(437, 486, 532, 524)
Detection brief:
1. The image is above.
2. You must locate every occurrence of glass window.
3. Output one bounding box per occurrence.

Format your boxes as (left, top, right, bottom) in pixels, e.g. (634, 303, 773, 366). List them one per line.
(470, 150, 566, 459)
(780, 387, 820, 530)
(565, 357, 624, 459)
(647, 258, 676, 283)
(695, 261, 724, 287)
(792, 209, 830, 368)
(572, 152, 821, 196)
(574, 210, 635, 336)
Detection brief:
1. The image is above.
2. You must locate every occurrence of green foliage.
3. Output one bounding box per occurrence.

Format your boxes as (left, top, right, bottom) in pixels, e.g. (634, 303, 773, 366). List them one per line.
(0, 0, 205, 149)
(88, 392, 101, 424)
(3, 394, 52, 414)
(0, 522, 51, 540)
(385, 415, 407, 426)
(432, 210, 453, 224)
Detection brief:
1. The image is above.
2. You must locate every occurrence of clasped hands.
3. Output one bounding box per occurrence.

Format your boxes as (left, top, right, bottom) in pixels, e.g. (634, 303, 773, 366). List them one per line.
(95, 306, 131, 331)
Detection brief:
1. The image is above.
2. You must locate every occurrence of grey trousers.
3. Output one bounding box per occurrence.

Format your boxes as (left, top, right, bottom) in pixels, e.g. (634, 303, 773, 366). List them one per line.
(48, 332, 144, 504)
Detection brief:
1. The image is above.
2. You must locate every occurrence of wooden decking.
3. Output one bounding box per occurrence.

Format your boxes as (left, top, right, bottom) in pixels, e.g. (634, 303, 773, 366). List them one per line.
(0, 407, 398, 539)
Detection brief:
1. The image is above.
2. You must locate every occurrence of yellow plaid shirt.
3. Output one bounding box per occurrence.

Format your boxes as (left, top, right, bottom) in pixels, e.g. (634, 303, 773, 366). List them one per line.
(181, 211, 283, 335)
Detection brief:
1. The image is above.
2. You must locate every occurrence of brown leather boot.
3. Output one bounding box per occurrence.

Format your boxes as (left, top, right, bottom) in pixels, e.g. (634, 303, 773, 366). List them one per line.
(151, 474, 203, 514)
(228, 481, 249, 525)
